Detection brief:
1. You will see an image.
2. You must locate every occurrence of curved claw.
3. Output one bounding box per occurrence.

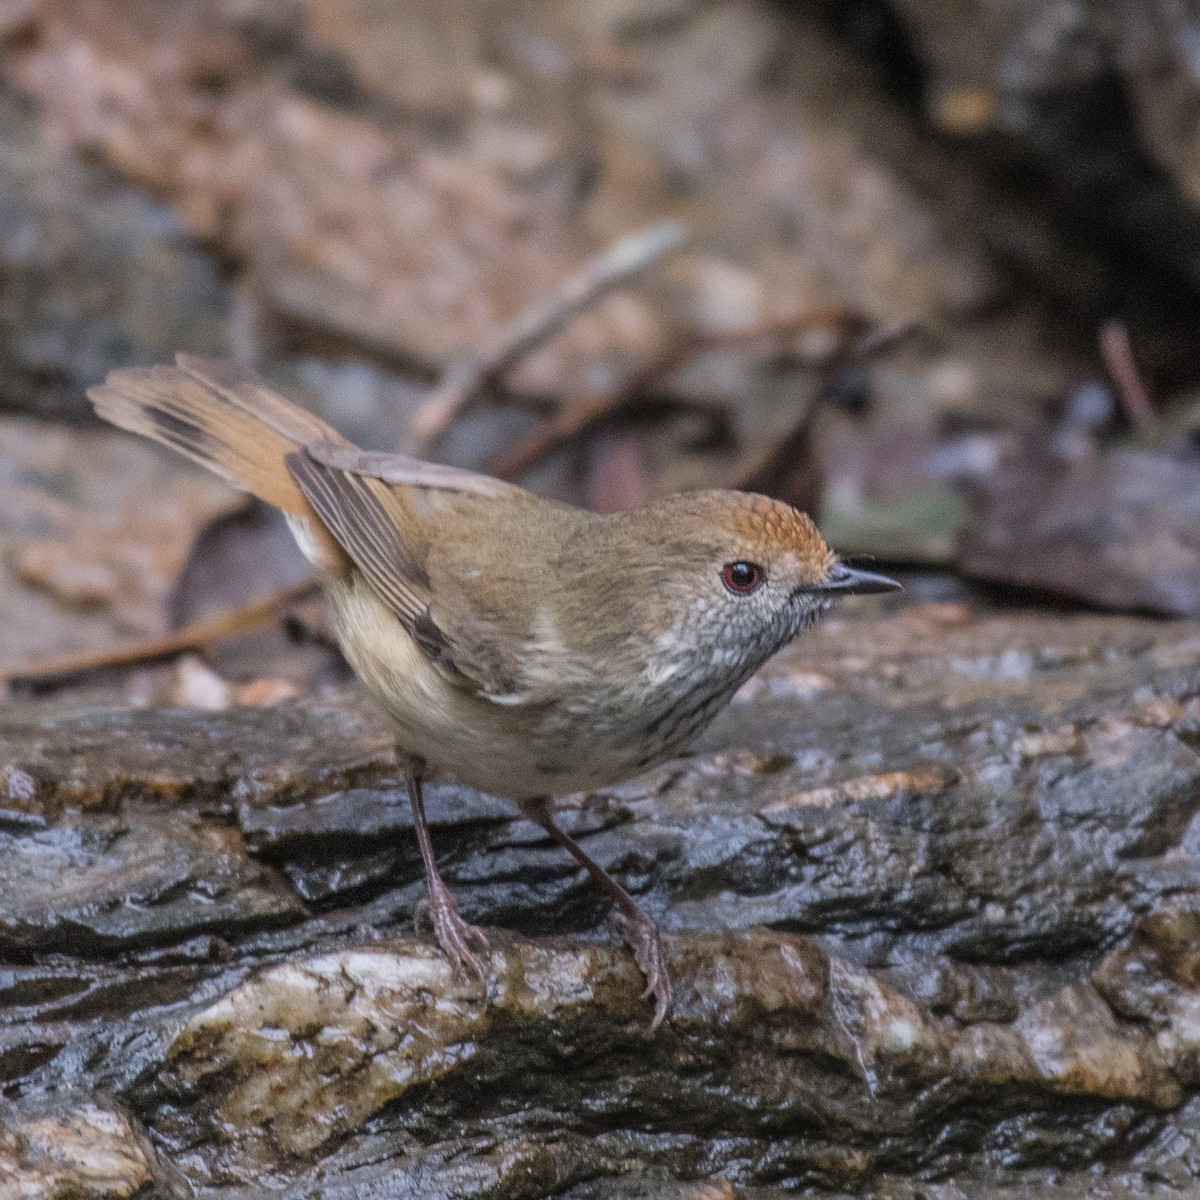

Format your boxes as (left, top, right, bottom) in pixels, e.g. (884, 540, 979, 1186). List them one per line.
(618, 908, 673, 1031)
(417, 880, 490, 984)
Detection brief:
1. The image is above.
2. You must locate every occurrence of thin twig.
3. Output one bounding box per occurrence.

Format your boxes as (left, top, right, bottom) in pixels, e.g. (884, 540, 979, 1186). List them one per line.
(490, 309, 863, 481)
(4, 578, 320, 691)
(491, 393, 620, 481)
(843, 320, 915, 361)
(731, 320, 916, 504)
(1099, 320, 1155, 434)
(410, 220, 687, 447)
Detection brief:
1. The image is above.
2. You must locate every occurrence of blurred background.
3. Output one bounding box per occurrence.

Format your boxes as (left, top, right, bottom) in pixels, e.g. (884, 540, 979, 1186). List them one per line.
(2, 0, 1200, 698)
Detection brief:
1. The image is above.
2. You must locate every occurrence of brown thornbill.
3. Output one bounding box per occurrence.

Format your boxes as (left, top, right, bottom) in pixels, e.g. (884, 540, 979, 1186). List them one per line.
(89, 356, 900, 1028)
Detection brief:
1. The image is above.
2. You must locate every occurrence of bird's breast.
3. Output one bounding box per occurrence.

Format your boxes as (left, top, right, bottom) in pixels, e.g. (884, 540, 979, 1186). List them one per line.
(326, 577, 694, 801)
(326, 576, 780, 802)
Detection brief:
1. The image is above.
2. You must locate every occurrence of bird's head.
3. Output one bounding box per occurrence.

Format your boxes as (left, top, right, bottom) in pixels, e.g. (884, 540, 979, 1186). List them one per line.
(608, 490, 900, 673)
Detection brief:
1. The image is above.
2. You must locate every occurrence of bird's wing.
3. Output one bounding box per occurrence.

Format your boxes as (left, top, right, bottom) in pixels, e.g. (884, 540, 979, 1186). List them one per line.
(285, 445, 533, 698)
(305, 441, 523, 501)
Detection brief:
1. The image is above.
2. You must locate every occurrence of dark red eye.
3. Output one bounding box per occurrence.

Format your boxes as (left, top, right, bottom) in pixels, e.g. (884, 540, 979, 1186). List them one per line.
(722, 561, 765, 594)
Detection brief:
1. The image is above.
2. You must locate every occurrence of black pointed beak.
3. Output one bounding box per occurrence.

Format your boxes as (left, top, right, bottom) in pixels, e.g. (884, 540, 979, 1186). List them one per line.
(815, 563, 903, 596)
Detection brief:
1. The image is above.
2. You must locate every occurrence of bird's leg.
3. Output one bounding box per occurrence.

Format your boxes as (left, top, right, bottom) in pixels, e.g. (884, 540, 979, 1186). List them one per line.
(524, 798, 672, 1030)
(405, 765, 488, 981)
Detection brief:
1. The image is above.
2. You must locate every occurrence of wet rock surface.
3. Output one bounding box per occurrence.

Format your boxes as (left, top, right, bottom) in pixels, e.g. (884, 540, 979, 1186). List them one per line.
(1, 600, 1199, 1196)
(0, 1098, 183, 1199)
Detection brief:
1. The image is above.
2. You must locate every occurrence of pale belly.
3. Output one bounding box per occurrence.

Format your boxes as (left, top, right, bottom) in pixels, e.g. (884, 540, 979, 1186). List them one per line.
(328, 580, 681, 802)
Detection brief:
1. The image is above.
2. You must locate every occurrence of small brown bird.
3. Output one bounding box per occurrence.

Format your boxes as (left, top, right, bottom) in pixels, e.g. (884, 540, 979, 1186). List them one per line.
(89, 355, 899, 1027)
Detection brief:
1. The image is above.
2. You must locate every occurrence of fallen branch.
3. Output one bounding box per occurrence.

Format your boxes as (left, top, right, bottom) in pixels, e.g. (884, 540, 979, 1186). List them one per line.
(410, 220, 686, 446)
(4, 578, 320, 691)
(1099, 320, 1155, 434)
(842, 319, 915, 362)
(729, 320, 914, 512)
(490, 309, 865, 481)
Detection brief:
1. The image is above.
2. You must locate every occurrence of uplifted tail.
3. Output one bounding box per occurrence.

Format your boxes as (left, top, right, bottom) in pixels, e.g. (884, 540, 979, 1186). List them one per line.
(87, 354, 350, 570)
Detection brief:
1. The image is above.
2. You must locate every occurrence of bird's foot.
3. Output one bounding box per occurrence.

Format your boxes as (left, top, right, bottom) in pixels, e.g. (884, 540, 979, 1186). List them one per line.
(414, 878, 489, 983)
(617, 905, 673, 1031)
